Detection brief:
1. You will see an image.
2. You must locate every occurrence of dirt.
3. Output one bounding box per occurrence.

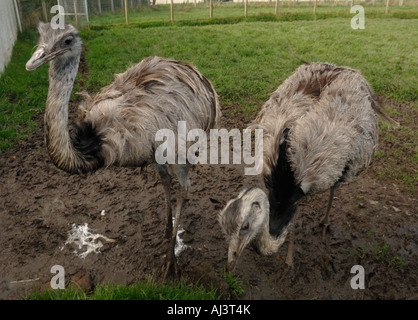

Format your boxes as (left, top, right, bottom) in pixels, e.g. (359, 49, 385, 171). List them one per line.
(0, 83, 416, 300)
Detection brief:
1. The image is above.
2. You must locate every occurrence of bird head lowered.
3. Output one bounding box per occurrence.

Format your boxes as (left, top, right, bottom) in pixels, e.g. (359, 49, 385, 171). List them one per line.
(218, 187, 273, 271)
(26, 22, 82, 71)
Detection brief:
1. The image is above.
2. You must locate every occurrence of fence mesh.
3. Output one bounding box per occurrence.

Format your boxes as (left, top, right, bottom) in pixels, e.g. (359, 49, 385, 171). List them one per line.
(14, 0, 418, 31)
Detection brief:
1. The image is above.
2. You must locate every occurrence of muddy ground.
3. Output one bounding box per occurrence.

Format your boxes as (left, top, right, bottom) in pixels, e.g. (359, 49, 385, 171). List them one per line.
(0, 90, 416, 299)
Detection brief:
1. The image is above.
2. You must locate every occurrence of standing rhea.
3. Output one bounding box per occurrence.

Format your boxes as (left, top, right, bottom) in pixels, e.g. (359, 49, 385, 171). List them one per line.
(26, 22, 220, 279)
(218, 63, 379, 270)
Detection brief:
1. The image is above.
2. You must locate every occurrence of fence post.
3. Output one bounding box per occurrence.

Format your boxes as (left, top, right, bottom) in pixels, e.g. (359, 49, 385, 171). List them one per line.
(210, 0, 213, 18)
(13, 0, 22, 32)
(110, 0, 114, 11)
(124, 0, 129, 24)
(275, 0, 279, 16)
(41, 0, 48, 21)
(98, 0, 102, 13)
(385, 0, 389, 14)
(73, 0, 79, 28)
(84, 0, 89, 29)
(313, 0, 317, 14)
(170, 0, 174, 22)
(244, 0, 248, 18)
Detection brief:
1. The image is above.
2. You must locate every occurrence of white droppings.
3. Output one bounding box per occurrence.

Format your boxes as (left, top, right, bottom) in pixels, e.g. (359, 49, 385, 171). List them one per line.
(61, 223, 115, 259)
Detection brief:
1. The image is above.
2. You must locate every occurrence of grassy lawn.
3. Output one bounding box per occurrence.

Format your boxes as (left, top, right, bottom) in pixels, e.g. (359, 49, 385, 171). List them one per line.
(87, 3, 418, 25)
(28, 278, 221, 300)
(1, 13, 417, 150)
(81, 17, 417, 105)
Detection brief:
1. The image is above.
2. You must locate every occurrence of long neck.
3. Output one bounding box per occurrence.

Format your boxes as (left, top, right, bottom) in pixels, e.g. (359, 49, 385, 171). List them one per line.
(254, 198, 289, 256)
(44, 56, 85, 173)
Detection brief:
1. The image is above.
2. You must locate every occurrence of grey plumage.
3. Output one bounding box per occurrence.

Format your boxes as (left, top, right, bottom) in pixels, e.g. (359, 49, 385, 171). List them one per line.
(219, 63, 379, 270)
(26, 22, 220, 279)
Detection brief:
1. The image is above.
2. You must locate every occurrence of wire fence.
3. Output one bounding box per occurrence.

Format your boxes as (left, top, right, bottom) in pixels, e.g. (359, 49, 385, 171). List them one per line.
(13, 0, 418, 30)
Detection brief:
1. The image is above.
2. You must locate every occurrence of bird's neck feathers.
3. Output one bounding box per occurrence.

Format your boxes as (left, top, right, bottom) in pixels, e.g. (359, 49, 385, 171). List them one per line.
(262, 129, 305, 244)
(44, 56, 103, 174)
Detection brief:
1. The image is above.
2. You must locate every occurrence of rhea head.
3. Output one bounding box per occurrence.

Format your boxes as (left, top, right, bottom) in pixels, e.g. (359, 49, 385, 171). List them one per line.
(26, 22, 82, 71)
(218, 187, 272, 270)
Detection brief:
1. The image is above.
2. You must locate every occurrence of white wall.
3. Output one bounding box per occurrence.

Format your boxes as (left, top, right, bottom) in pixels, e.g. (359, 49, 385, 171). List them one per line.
(0, 0, 19, 75)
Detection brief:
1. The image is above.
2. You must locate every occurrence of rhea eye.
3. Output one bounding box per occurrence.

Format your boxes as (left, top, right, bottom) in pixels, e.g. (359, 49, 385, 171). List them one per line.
(64, 38, 73, 45)
(240, 223, 249, 234)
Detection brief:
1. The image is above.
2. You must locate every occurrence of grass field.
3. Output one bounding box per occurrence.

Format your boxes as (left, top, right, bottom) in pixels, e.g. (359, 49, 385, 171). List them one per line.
(28, 278, 221, 300)
(87, 3, 418, 25)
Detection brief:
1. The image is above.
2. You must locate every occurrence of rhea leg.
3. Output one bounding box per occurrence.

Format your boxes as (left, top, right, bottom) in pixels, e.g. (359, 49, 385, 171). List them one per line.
(319, 185, 336, 237)
(153, 164, 173, 240)
(162, 164, 190, 281)
(285, 220, 295, 268)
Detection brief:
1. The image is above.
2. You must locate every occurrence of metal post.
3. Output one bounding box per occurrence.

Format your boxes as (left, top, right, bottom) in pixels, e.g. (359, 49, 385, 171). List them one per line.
(84, 0, 90, 29)
(13, 0, 22, 32)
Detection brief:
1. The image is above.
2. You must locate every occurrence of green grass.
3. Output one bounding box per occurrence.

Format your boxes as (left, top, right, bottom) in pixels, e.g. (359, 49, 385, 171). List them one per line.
(1, 8, 417, 183)
(354, 233, 406, 270)
(86, 3, 418, 26)
(28, 278, 221, 300)
(222, 270, 245, 298)
(81, 17, 417, 104)
(0, 30, 49, 151)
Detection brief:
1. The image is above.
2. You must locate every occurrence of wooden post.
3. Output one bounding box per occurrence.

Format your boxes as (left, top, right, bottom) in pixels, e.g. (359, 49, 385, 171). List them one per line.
(210, 0, 213, 18)
(385, 0, 389, 14)
(313, 0, 317, 14)
(170, 0, 174, 22)
(244, 0, 248, 18)
(98, 0, 102, 13)
(124, 0, 129, 24)
(275, 0, 279, 16)
(350, 0, 354, 7)
(41, 0, 48, 21)
(73, 0, 79, 28)
(110, 0, 114, 11)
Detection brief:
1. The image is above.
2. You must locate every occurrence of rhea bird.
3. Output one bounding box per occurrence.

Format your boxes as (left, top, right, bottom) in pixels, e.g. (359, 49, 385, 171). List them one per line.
(218, 63, 379, 270)
(26, 22, 220, 279)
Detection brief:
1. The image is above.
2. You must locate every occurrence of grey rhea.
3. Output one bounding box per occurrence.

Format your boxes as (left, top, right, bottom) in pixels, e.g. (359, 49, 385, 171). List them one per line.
(26, 22, 221, 279)
(218, 63, 379, 270)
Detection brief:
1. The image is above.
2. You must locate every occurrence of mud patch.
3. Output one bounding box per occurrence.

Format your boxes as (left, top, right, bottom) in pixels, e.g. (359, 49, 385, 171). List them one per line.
(0, 99, 416, 300)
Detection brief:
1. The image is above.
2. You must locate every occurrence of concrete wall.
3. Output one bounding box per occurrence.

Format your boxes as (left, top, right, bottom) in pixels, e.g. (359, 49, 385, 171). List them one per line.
(0, 0, 19, 75)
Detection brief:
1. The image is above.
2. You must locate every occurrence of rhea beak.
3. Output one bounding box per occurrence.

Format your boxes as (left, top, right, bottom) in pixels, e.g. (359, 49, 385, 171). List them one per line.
(227, 237, 246, 271)
(26, 46, 48, 71)
(25, 46, 67, 71)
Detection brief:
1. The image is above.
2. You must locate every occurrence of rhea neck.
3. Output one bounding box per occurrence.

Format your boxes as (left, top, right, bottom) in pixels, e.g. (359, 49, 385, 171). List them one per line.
(44, 54, 84, 173)
(252, 188, 292, 255)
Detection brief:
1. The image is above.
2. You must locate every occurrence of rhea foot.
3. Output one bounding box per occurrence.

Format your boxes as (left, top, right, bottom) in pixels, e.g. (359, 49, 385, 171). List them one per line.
(162, 239, 180, 282)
